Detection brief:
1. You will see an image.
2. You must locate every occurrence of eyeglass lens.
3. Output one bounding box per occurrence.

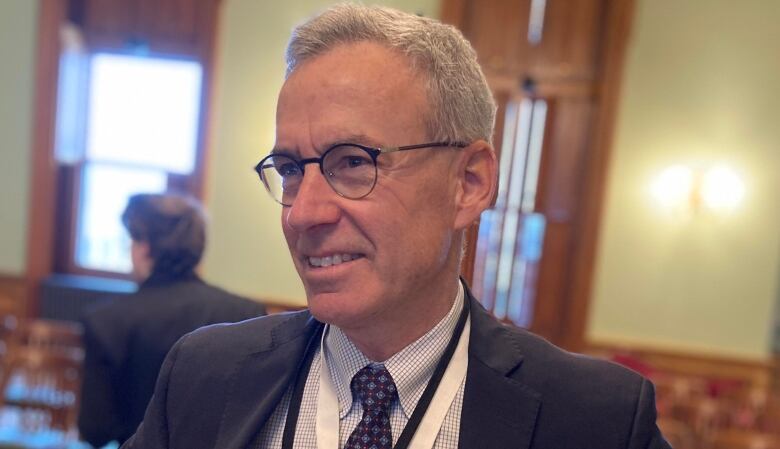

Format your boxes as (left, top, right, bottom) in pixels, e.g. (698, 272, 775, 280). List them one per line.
(259, 144, 378, 205)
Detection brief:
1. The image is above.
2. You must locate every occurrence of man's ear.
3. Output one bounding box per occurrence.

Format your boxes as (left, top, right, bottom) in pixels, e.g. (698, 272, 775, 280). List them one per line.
(135, 240, 152, 261)
(453, 140, 498, 231)
(131, 240, 154, 281)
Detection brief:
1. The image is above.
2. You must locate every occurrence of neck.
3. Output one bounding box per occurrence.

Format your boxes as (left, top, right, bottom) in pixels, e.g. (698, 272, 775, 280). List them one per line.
(141, 269, 198, 286)
(340, 277, 460, 362)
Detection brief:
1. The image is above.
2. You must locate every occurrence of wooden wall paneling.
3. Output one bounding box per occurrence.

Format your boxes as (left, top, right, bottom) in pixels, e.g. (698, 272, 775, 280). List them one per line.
(526, 93, 595, 340)
(53, 165, 77, 274)
(443, 0, 636, 350)
(587, 341, 775, 390)
(138, 0, 198, 48)
(80, 0, 136, 44)
(80, 0, 220, 56)
(189, 0, 221, 201)
(562, 0, 637, 351)
(26, 0, 68, 318)
(439, 0, 466, 26)
(139, 0, 220, 56)
(528, 221, 569, 339)
(0, 275, 27, 318)
(459, 0, 531, 75)
(541, 100, 598, 344)
(528, 0, 606, 81)
(527, 87, 601, 348)
(451, 0, 607, 80)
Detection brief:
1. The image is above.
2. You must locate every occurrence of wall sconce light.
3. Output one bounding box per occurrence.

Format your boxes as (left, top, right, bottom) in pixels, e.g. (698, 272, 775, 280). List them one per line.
(650, 164, 745, 214)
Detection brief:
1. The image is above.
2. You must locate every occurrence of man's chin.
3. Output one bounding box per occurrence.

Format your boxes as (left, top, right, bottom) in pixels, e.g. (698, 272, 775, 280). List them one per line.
(306, 291, 367, 327)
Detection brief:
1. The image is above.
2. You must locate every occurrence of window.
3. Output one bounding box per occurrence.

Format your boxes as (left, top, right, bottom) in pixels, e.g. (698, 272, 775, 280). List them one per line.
(472, 97, 547, 327)
(57, 52, 204, 275)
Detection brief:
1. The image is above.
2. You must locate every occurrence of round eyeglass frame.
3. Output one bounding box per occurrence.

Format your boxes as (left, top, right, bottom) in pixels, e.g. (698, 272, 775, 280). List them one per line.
(254, 141, 467, 206)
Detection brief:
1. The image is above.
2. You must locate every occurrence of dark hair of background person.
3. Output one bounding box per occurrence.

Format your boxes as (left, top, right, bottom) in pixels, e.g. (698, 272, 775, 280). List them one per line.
(122, 193, 206, 279)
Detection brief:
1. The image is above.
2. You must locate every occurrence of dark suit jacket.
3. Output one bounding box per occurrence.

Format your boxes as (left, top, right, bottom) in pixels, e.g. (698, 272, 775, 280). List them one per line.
(78, 274, 267, 448)
(122, 289, 670, 449)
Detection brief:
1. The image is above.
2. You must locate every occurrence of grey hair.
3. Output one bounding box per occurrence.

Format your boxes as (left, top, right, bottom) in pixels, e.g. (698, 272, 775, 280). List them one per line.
(285, 3, 496, 144)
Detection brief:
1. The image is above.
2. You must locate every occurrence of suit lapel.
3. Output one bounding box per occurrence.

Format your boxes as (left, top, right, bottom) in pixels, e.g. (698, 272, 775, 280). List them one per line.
(459, 291, 541, 449)
(211, 287, 541, 449)
(214, 312, 322, 449)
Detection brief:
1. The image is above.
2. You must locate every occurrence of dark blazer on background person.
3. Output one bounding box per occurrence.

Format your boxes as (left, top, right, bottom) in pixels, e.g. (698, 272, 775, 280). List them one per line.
(78, 273, 267, 448)
(122, 285, 670, 449)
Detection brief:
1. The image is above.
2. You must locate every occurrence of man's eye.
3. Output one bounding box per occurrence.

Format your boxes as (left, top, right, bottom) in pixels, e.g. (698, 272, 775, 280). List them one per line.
(346, 156, 369, 168)
(277, 163, 301, 177)
(332, 154, 372, 170)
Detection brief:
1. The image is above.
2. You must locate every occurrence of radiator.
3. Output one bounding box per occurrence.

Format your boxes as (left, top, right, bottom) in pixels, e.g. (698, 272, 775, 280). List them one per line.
(39, 274, 136, 323)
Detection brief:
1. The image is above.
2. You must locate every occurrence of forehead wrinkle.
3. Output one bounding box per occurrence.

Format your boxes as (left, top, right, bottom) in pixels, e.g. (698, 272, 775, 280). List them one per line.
(277, 42, 431, 159)
(295, 42, 430, 124)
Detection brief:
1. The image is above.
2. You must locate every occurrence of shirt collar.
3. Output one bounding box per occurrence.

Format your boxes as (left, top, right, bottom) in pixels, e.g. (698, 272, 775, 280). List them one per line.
(324, 280, 465, 418)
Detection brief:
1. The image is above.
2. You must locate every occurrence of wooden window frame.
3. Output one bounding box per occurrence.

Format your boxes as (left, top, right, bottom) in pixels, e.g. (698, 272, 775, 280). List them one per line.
(26, 0, 222, 315)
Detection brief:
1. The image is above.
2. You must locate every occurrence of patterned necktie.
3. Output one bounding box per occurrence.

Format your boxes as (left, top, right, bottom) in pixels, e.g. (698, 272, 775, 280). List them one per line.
(344, 364, 398, 449)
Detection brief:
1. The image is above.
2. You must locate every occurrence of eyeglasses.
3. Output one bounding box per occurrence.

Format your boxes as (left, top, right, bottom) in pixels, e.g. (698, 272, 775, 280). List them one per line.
(255, 141, 467, 206)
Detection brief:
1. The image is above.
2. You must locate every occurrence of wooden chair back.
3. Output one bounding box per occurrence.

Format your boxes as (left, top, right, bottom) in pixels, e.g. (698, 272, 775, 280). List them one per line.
(657, 417, 698, 449)
(709, 429, 780, 449)
(0, 319, 84, 435)
(0, 345, 84, 433)
(6, 319, 83, 353)
(0, 313, 19, 359)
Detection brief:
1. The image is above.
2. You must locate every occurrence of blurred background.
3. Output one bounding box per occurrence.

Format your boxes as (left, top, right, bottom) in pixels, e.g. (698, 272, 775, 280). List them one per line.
(0, 0, 778, 448)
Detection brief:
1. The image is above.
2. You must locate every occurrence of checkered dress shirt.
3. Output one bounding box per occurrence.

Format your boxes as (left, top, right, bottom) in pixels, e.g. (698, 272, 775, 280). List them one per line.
(253, 283, 466, 449)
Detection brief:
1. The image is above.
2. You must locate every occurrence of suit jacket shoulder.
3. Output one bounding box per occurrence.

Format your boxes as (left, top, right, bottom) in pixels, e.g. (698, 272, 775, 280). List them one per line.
(464, 294, 669, 449)
(172, 309, 313, 369)
(123, 310, 318, 449)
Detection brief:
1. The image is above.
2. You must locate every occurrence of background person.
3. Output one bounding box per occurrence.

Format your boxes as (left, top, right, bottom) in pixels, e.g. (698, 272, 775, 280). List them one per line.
(78, 193, 267, 447)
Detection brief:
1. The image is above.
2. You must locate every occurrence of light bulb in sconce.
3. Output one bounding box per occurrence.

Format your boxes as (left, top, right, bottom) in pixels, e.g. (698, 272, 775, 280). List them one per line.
(701, 166, 745, 212)
(650, 163, 745, 214)
(650, 165, 695, 211)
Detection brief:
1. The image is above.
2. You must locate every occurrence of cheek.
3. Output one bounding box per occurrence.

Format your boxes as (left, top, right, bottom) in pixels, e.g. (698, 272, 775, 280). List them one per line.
(281, 212, 296, 247)
(406, 190, 457, 261)
(371, 205, 453, 268)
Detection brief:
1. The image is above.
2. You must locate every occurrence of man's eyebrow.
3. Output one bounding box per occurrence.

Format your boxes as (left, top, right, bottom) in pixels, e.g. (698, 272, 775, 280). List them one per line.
(271, 134, 382, 156)
(326, 133, 382, 148)
(270, 147, 298, 158)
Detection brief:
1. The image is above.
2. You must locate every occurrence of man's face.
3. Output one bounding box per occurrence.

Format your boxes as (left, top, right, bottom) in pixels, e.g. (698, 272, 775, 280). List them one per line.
(275, 42, 463, 333)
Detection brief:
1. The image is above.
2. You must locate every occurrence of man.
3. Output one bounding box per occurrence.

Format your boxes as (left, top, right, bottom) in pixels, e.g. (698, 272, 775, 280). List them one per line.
(79, 193, 267, 447)
(124, 5, 670, 449)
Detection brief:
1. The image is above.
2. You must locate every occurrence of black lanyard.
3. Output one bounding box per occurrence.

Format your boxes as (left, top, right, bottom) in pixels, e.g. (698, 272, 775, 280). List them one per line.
(280, 297, 470, 449)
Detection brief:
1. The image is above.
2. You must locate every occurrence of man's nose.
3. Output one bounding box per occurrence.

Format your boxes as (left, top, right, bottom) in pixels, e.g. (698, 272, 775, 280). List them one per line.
(284, 167, 341, 231)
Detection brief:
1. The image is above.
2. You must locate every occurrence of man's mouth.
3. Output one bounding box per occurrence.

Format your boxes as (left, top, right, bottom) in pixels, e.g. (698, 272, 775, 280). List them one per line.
(307, 253, 365, 268)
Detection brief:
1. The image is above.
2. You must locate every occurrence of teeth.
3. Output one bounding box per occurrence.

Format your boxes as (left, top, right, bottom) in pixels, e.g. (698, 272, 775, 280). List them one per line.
(308, 253, 361, 267)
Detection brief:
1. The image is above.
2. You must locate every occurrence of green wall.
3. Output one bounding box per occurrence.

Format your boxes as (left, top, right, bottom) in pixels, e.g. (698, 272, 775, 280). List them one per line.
(0, 0, 38, 275)
(588, 0, 780, 358)
(200, 0, 441, 305)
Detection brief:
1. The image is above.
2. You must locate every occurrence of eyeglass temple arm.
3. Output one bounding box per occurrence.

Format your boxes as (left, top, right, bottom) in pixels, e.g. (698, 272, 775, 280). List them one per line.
(380, 142, 468, 154)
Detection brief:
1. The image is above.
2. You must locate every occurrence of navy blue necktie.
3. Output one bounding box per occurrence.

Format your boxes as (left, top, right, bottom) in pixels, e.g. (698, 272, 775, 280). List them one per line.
(344, 365, 398, 449)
